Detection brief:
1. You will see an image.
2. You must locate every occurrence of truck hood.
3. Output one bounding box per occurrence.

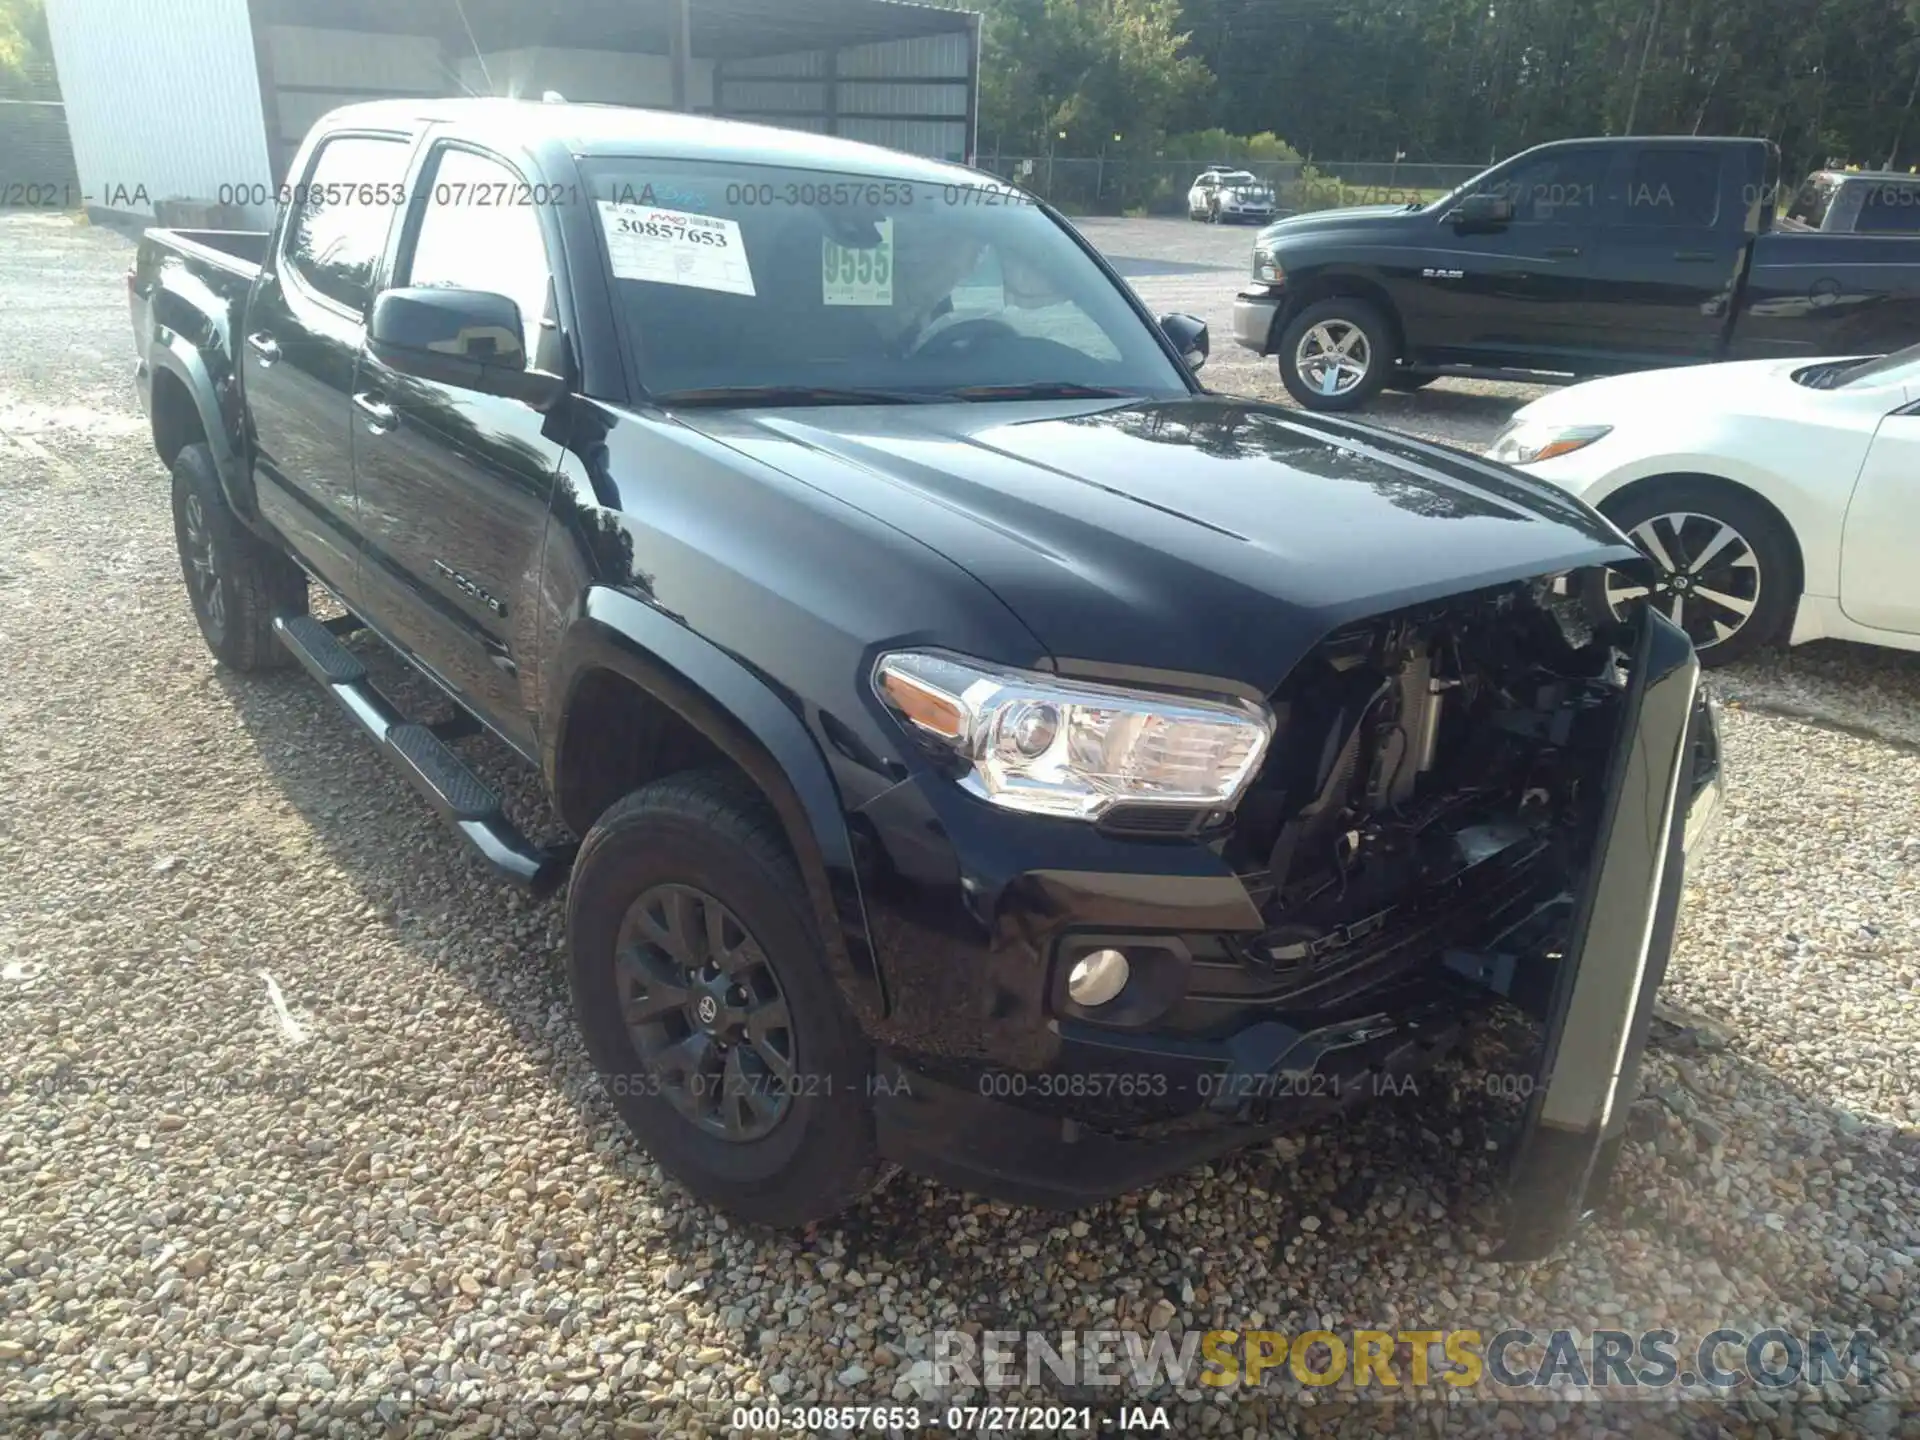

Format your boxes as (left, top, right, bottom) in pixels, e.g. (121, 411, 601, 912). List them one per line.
(690, 397, 1636, 695)
(1258, 204, 1422, 239)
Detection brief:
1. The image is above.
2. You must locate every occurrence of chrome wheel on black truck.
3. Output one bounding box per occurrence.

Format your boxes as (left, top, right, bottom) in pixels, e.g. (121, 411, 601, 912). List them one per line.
(566, 771, 879, 1226)
(1276, 298, 1394, 411)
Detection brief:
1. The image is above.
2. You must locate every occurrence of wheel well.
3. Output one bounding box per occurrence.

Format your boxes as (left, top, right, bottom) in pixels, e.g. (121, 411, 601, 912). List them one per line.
(1282, 275, 1405, 359)
(555, 669, 760, 838)
(150, 368, 206, 469)
(1596, 471, 1805, 596)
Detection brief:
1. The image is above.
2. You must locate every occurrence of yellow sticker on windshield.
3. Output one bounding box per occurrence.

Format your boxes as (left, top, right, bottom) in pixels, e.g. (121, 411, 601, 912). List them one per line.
(823, 219, 893, 307)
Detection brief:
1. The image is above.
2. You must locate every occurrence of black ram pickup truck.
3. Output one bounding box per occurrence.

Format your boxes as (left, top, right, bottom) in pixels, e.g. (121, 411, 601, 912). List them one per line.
(132, 99, 1722, 1255)
(1234, 135, 1920, 410)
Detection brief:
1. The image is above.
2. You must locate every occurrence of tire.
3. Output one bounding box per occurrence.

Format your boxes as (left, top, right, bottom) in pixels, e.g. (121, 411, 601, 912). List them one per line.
(170, 442, 306, 670)
(1276, 297, 1396, 412)
(1385, 370, 1439, 392)
(566, 770, 879, 1227)
(1581, 479, 1797, 667)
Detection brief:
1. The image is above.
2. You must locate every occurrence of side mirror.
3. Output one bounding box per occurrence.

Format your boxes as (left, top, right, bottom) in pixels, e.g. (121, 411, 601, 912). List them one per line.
(1159, 312, 1210, 372)
(1447, 192, 1515, 230)
(368, 286, 565, 409)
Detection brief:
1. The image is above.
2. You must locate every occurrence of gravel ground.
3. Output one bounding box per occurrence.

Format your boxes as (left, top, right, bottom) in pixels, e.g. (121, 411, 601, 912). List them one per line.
(2, 210, 1917, 1439)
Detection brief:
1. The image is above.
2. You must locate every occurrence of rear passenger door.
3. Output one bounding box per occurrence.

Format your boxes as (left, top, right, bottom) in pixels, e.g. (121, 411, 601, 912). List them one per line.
(351, 142, 570, 755)
(1587, 146, 1738, 362)
(244, 131, 411, 599)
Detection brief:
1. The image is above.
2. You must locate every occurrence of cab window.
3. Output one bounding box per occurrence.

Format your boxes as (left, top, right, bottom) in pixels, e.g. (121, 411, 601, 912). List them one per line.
(284, 135, 412, 312)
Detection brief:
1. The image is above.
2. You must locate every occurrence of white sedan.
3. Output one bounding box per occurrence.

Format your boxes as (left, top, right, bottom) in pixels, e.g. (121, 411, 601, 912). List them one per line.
(1486, 348, 1920, 665)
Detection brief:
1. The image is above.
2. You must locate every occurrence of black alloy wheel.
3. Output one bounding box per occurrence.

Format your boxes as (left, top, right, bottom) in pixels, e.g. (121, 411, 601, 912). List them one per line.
(616, 882, 796, 1143)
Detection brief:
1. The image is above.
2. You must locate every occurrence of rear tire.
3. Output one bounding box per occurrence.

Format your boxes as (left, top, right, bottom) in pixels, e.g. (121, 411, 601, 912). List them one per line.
(1581, 480, 1797, 667)
(170, 442, 306, 671)
(566, 771, 879, 1227)
(1276, 298, 1395, 412)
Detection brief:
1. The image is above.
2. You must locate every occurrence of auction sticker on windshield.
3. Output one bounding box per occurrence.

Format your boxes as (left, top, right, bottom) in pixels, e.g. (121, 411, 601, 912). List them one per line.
(598, 202, 756, 296)
(823, 218, 893, 307)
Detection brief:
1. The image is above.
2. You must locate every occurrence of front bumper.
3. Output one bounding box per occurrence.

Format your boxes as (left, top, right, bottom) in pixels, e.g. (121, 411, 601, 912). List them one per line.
(1232, 288, 1281, 353)
(859, 611, 1718, 1249)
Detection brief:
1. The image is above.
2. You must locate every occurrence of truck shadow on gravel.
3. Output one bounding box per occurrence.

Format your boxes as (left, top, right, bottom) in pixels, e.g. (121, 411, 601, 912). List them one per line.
(211, 650, 1912, 1424)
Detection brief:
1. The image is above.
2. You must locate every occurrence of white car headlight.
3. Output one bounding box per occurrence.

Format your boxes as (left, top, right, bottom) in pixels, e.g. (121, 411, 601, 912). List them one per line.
(874, 651, 1274, 821)
(1486, 420, 1612, 465)
(1253, 245, 1283, 282)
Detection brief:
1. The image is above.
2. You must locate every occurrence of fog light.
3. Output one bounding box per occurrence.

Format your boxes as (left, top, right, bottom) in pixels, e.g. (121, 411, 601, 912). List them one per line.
(1067, 948, 1131, 1007)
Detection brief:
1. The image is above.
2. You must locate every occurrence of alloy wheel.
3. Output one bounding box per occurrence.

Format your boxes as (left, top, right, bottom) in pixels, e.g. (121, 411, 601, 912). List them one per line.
(1604, 510, 1761, 651)
(615, 882, 796, 1142)
(1294, 321, 1372, 397)
(181, 492, 226, 636)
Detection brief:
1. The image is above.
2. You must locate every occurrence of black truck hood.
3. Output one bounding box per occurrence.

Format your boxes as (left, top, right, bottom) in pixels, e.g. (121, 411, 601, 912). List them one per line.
(1257, 204, 1426, 241)
(693, 396, 1636, 695)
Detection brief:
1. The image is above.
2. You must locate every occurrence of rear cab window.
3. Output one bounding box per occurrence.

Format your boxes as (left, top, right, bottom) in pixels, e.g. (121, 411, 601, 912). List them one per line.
(1615, 148, 1723, 228)
(283, 134, 413, 313)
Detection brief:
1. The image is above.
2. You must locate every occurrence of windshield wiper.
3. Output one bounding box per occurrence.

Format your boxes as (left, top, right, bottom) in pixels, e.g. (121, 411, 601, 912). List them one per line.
(657, 384, 939, 407)
(949, 382, 1133, 402)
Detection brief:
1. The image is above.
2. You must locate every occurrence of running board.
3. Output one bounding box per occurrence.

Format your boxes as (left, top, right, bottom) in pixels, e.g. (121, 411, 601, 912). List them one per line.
(274, 614, 574, 897)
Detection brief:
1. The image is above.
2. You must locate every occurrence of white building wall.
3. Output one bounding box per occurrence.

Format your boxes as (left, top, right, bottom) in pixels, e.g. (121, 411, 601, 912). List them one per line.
(43, 0, 273, 223)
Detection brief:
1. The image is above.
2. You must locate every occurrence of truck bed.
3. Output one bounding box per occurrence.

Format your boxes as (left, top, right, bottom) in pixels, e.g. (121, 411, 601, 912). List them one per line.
(1733, 226, 1920, 359)
(152, 228, 270, 277)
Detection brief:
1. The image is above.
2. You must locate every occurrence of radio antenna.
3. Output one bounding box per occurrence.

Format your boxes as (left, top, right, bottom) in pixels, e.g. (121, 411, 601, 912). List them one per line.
(452, 0, 495, 94)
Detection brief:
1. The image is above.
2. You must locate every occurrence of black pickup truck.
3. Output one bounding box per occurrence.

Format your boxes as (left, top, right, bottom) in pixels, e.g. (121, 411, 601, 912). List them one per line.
(1233, 135, 1920, 410)
(133, 98, 1722, 1254)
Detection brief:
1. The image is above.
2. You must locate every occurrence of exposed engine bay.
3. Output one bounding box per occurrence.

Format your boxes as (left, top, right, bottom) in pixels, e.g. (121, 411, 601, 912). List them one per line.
(1224, 578, 1626, 1000)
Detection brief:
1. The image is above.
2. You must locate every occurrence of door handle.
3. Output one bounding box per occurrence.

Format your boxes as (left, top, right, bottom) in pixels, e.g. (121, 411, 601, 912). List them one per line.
(1673, 250, 1717, 262)
(353, 392, 397, 433)
(246, 332, 280, 364)
(1544, 245, 1582, 258)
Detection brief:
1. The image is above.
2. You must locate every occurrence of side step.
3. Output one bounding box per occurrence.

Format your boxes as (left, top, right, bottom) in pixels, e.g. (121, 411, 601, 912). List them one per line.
(275, 615, 574, 897)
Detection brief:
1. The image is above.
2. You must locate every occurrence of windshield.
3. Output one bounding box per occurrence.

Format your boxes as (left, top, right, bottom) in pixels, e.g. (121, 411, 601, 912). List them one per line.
(1218, 172, 1261, 188)
(581, 159, 1190, 404)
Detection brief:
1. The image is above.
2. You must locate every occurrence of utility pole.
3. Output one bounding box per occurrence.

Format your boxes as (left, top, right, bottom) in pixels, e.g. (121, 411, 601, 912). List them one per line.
(1624, 0, 1664, 134)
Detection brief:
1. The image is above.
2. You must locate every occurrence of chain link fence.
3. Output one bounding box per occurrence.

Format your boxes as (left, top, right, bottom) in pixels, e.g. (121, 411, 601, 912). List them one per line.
(975, 155, 1488, 218)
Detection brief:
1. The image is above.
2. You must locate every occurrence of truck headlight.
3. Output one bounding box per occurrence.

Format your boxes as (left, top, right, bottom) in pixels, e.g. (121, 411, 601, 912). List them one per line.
(1486, 420, 1612, 465)
(1253, 245, 1283, 283)
(874, 652, 1274, 821)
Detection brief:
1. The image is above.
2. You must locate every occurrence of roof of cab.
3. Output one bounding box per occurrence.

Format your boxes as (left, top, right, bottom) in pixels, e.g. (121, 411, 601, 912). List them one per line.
(316, 97, 981, 185)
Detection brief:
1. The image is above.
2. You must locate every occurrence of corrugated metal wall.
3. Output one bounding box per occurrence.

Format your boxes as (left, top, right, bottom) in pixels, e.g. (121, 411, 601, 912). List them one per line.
(42, 0, 273, 222)
(262, 23, 446, 174)
(716, 28, 974, 163)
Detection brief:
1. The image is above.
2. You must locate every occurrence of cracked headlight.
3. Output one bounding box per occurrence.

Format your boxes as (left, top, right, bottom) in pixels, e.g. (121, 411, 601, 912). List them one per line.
(1486, 420, 1613, 465)
(874, 652, 1274, 821)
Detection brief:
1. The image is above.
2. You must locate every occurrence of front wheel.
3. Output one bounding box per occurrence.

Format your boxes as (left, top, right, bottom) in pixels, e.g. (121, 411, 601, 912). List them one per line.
(1276, 298, 1395, 411)
(1582, 481, 1797, 667)
(566, 771, 880, 1227)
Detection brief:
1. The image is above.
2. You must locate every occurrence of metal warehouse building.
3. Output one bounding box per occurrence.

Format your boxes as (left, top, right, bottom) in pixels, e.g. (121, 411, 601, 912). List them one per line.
(42, 0, 981, 225)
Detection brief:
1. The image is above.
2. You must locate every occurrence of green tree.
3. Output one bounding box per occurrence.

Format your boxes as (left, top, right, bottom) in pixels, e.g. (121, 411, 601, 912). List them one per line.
(0, 0, 49, 86)
(975, 0, 1213, 155)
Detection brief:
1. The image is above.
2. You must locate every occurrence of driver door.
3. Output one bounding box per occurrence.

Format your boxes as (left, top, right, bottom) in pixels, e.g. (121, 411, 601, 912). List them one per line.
(1412, 145, 1614, 368)
(1840, 403, 1920, 634)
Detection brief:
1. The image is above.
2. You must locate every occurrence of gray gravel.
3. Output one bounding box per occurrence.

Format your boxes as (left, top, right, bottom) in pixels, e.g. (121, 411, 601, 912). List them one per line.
(2, 210, 1917, 1439)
